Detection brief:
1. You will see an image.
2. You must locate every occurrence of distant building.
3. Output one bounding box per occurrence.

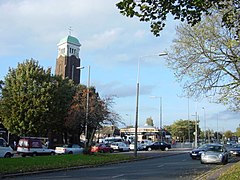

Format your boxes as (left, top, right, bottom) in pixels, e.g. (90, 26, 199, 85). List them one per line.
(120, 124, 160, 142)
(55, 34, 82, 84)
(120, 124, 171, 142)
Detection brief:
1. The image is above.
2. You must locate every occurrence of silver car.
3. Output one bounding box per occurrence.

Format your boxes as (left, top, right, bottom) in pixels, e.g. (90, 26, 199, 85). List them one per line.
(200, 144, 229, 165)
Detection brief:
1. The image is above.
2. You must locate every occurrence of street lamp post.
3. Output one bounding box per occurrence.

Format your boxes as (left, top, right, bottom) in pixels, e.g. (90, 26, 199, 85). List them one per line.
(134, 53, 167, 157)
(192, 112, 198, 148)
(134, 60, 140, 158)
(187, 96, 190, 142)
(202, 107, 206, 142)
(76, 66, 84, 84)
(85, 65, 90, 148)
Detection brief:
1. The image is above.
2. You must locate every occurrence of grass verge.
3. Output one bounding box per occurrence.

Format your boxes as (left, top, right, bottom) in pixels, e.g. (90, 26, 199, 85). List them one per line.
(0, 153, 137, 175)
(218, 161, 240, 180)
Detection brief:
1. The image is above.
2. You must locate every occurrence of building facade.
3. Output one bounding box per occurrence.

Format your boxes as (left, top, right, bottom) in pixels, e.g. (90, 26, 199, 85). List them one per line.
(55, 35, 81, 84)
(120, 125, 160, 142)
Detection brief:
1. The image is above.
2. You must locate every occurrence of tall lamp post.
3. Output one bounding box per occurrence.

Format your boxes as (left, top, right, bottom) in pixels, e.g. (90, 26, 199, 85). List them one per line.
(85, 65, 91, 148)
(202, 107, 206, 142)
(187, 96, 190, 142)
(76, 66, 84, 84)
(192, 112, 198, 148)
(134, 52, 167, 157)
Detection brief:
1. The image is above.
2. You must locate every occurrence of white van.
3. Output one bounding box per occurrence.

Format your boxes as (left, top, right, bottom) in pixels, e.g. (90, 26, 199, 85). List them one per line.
(0, 138, 14, 158)
(17, 137, 55, 157)
(103, 137, 123, 144)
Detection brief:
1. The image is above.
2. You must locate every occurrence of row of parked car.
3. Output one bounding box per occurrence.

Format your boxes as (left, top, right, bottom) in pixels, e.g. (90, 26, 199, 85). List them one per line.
(0, 137, 172, 158)
(189, 143, 240, 165)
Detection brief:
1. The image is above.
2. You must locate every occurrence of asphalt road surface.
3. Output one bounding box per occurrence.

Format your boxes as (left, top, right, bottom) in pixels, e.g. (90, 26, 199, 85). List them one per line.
(5, 150, 229, 180)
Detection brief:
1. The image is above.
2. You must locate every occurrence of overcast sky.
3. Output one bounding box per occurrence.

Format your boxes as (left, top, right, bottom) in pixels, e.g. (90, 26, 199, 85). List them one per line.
(0, 0, 239, 132)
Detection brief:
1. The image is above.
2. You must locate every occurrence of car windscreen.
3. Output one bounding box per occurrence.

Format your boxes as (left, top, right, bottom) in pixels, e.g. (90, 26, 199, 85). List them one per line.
(207, 145, 223, 152)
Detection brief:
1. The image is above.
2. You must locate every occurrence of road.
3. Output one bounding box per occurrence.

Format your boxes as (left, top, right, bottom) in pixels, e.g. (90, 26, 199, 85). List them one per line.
(5, 150, 237, 180)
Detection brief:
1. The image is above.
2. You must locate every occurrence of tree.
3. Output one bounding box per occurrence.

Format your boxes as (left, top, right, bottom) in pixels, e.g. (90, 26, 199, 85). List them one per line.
(0, 59, 74, 137)
(165, 11, 240, 110)
(116, 0, 239, 38)
(64, 84, 86, 143)
(145, 117, 154, 126)
(224, 130, 233, 139)
(64, 85, 121, 145)
(169, 119, 199, 142)
(235, 127, 240, 137)
(87, 93, 121, 146)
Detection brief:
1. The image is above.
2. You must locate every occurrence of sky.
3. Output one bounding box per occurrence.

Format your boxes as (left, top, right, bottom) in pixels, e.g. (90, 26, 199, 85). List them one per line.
(0, 0, 239, 133)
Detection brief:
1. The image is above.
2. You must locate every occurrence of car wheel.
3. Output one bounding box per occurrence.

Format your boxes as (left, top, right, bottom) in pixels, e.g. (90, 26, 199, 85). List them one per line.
(32, 152, 37, 157)
(200, 160, 204, 164)
(68, 151, 73, 154)
(222, 156, 228, 165)
(50, 152, 55, 156)
(21, 154, 26, 157)
(4, 153, 12, 158)
(148, 147, 152, 151)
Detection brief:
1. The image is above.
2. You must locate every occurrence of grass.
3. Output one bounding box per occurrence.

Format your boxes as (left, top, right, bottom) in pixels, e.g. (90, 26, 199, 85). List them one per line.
(218, 161, 240, 180)
(0, 153, 137, 175)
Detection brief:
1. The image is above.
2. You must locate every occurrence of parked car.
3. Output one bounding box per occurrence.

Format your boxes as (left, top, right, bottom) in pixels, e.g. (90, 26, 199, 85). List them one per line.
(55, 144, 84, 155)
(189, 144, 212, 159)
(129, 142, 144, 151)
(17, 137, 55, 157)
(200, 144, 229, 165)
(228, 144, 240, 156)
(140, 140, 153, 145)
(143, 141, 171, 151)
(110, 142, 130, 152)
(90, 143, 114, 153)
(0, 138, 14, 158)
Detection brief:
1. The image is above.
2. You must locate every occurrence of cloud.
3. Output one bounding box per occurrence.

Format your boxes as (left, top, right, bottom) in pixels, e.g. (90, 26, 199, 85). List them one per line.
(94, 80, 155, 98)
(83, 28, 123, 50)
(134, 30, 147, 38)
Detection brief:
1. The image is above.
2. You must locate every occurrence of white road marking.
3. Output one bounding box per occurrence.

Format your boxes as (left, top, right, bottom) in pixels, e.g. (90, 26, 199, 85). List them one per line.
(112, 174, 125, 178)
(157, 164, 165, 168)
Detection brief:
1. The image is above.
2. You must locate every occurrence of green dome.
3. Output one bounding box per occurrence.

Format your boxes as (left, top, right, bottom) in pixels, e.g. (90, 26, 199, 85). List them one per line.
(58, 35, 81, 46)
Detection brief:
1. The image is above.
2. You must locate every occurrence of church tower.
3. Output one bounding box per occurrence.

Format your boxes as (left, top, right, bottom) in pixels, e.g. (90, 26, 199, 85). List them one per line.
(55, 34, 81, 84)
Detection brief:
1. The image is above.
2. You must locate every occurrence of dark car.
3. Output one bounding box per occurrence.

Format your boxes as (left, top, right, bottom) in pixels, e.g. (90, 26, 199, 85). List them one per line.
(144, 141, 171, 151)
(90, 143, 114, 153)
(228, 144, 240, 156)
(189, 144, 211, 159)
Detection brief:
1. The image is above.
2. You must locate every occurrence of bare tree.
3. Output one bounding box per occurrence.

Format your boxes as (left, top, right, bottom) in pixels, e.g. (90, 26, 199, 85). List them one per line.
(166, 11, 240, 110)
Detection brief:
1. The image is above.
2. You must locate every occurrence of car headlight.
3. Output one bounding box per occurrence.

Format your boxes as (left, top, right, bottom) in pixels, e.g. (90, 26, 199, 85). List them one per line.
(218, 154, 223, 158)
